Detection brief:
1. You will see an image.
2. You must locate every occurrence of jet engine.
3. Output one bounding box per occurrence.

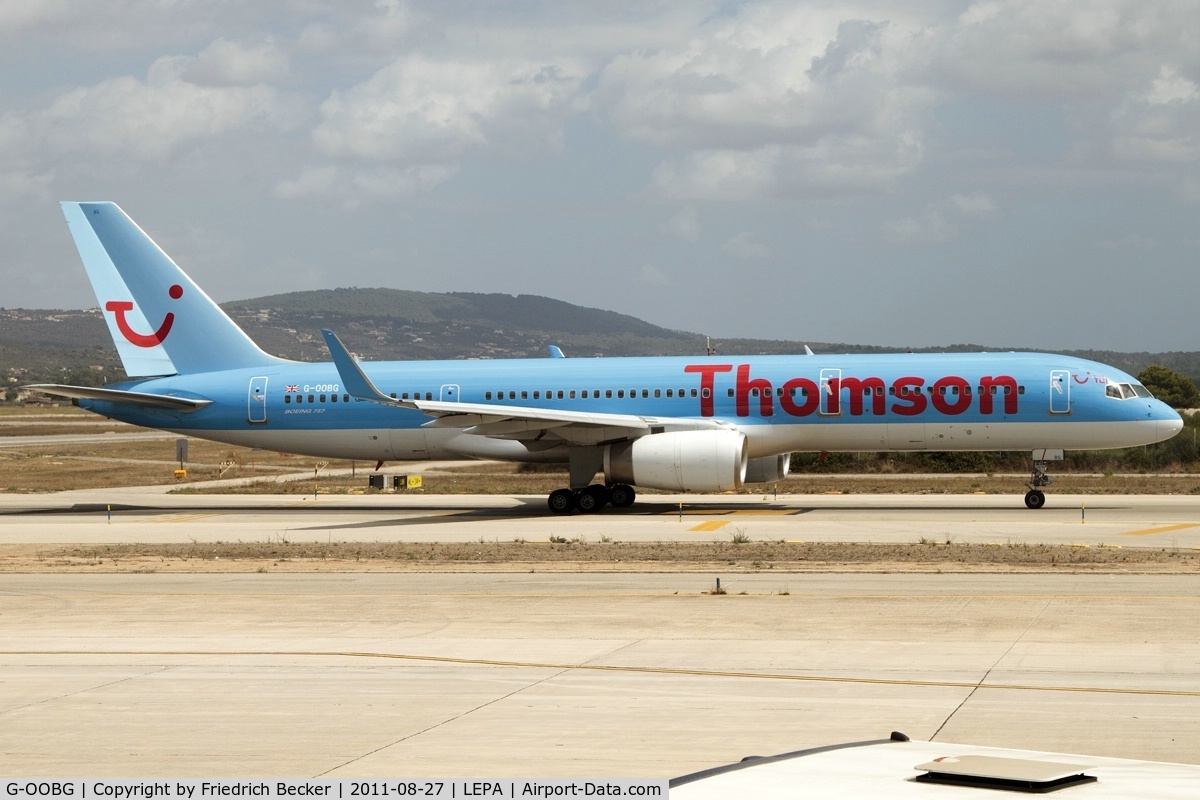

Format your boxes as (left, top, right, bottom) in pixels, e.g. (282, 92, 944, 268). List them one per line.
(744, 453, 791, 483)
(604, 430, 747, 492)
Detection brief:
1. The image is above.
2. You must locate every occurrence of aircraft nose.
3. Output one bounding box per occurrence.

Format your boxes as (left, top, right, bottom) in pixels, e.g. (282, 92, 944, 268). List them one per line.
(1157, 407, 1184, 442)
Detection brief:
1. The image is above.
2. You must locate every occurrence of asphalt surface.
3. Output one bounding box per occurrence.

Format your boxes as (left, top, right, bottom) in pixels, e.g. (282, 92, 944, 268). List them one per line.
(1, 572, 1197, 777)
(3, 490, 1200, 547)
(1, 488, 1198, 777)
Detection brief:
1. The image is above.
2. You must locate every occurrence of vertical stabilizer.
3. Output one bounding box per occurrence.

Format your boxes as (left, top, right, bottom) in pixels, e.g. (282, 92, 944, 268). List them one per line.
(61, 202, 287, 376)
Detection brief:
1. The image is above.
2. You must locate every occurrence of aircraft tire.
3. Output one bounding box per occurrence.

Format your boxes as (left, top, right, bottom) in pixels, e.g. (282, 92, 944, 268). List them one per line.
(548, 488, 576, 514)
(576, 486, 607, 513)
(1024, 490, 1046, 509)
(609, 484, 636, 508)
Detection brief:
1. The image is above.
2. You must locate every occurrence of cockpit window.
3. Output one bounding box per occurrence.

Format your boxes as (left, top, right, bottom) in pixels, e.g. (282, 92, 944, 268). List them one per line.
(1106, 382, 1153, 400)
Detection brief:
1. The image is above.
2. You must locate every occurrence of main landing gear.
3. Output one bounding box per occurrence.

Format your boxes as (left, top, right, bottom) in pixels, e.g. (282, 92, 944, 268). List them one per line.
(1024, 459, 1052, 509)
(547, 484, 636, 514)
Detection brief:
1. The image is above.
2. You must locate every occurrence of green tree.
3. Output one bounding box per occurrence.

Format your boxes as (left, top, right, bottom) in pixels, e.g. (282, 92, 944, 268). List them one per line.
(1137, 364, 1200, 409)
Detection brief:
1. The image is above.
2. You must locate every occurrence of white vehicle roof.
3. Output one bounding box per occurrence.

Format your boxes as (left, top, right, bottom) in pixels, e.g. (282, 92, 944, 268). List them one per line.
(670, 733, 1200, 799)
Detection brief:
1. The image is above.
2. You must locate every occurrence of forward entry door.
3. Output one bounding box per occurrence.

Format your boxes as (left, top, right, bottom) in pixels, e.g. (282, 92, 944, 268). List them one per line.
(248, 376, 268, 423)
(1049, 370, 1071, 414)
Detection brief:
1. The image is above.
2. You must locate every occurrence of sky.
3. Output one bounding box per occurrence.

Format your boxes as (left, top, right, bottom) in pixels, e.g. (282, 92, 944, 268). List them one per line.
(1, 1, 1198, 352)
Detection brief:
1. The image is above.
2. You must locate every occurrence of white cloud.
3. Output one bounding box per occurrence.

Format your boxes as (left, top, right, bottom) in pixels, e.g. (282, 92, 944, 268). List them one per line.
(1097, 233, 1159, 251)
(0, 55, 304, 168)
(937, 1, 1182, 98)
(633, 263, 671, 288)
(184, 38, 290, 87)
(274, 163, 458, 207)
(599, 5, 934, 200)
(883, 191, 998, 244)
(1109, 65, 1200, 163)
(722, 232, 770, 259)
(651, 130, 924, 201)
(950, 192, 997, 217)
(882, 209, 956, 245)
(661, 206, 700, 242)
(1146, 66, 1199, 105)
(311, 53, 586, 164)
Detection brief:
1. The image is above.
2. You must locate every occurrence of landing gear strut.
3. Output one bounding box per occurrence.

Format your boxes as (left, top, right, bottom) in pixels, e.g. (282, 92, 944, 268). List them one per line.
(1024, 459, 1052, 509)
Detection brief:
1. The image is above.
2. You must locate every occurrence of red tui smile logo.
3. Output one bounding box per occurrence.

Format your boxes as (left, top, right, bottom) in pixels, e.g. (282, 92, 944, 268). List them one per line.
(106, 284, 182, 347)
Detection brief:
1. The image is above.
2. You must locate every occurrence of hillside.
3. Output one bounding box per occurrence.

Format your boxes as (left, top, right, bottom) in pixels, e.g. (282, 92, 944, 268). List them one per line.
(3, 288, 1199, 389)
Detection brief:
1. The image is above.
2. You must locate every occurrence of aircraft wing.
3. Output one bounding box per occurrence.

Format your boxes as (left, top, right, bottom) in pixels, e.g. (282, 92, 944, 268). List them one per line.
(413, 398, 658, 438)
(26, 384, 211, 412)
(321, 329, 721, 443)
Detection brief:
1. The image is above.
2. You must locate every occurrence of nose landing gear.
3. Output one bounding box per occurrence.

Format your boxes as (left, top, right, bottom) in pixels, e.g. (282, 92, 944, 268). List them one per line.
(1024, 450, 1062, 509)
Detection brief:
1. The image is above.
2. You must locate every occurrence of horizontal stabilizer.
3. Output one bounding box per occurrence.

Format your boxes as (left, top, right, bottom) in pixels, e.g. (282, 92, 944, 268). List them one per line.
(26, 384, 212, 412)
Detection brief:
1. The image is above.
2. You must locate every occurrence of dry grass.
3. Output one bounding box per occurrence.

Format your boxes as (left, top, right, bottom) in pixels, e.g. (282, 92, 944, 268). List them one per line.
(2, 540, 1197, 574)
(5, 405, 1200, 497)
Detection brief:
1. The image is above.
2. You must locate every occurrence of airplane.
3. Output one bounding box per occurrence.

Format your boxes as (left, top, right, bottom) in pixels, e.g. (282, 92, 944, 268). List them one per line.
(29, 201, 1183, 513)
(671, 731, 1200, 798)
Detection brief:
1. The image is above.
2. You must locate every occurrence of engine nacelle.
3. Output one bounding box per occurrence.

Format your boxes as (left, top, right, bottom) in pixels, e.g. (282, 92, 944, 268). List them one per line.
(604, 430, 748, 492)
(744, 453, 791, 484)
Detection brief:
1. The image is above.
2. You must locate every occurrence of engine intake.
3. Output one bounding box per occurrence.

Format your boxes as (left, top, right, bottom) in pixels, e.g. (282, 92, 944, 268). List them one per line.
(604, 430, 748, 492)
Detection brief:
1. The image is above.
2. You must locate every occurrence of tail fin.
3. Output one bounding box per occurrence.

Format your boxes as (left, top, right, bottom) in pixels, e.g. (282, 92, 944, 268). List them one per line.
(61, 202, 288, 377)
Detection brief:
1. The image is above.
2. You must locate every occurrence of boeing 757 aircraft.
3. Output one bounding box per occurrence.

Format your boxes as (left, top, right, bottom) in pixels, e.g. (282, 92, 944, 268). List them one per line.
(30, 202, 1183, 513)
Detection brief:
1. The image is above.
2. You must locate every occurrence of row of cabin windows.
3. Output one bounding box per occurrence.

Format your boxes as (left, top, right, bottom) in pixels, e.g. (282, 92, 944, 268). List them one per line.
(283, 383, 1027, 405)
(485, 388, 704, 400)
(284, 391, 434, 404)
(480, 385, 1027, 401)
(285, 393, 351, 404)
(737, 384, 1025, 398)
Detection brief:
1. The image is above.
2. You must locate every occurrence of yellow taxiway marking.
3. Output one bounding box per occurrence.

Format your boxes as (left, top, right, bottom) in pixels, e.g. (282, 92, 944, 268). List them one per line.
(689, 521, 732, 532)
(5, 649, 1200, 699)
(664, 508, 804, 517)
(130, 513, 219, 524)
(1122, 522, 1200, 537)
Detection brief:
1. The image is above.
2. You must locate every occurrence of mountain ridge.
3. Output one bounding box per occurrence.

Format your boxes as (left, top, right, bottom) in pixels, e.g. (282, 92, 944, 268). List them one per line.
(3, 288, 1198, 389)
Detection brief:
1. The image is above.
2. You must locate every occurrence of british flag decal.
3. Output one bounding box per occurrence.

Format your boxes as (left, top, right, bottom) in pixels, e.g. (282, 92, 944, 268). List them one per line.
(285, 385, 299, 393)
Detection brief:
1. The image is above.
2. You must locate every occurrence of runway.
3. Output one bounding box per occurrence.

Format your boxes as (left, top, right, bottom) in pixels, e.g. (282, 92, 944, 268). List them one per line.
(1, 491, 1198, 777)
(1, 572, 1198, 777)
(3, 491, 1200, 547)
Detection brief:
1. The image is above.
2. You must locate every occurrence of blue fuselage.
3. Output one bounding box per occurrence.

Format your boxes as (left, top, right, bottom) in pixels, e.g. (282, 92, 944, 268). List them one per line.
(80, 351, 1183, 463)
